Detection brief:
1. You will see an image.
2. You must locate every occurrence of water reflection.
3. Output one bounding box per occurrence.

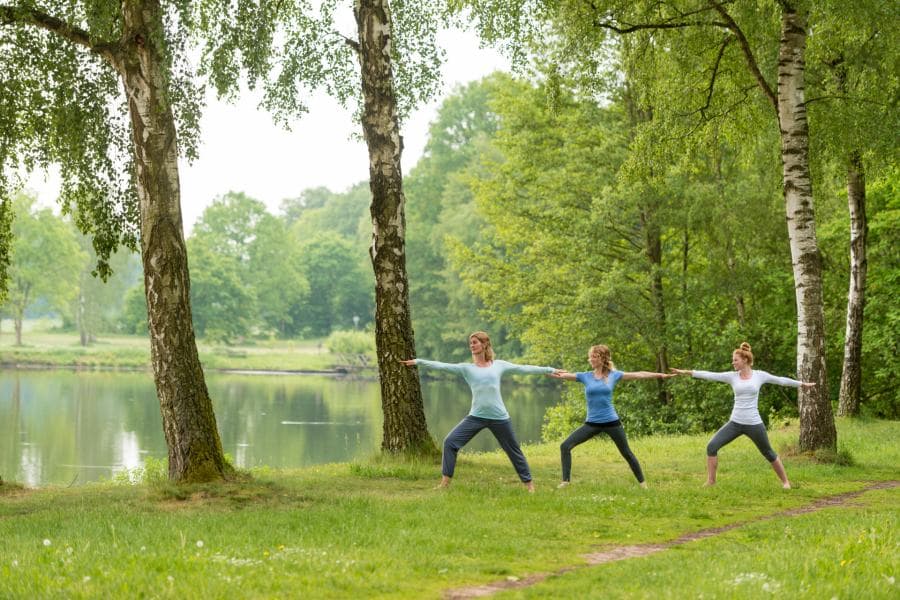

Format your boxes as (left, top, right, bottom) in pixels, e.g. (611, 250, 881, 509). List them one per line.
(0, 370, 562, 486)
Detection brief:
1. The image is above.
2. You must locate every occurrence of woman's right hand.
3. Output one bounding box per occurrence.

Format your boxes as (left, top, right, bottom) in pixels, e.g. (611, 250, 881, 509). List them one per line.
(398, 359, 416, 366)
(669, 368, 692, 376)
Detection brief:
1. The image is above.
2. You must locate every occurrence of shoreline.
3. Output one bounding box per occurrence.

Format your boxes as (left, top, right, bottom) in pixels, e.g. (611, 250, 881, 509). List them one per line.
(0, 362, 371, 377)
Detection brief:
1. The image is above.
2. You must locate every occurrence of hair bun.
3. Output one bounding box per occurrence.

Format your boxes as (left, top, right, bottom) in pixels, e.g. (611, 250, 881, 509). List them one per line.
(740, 342, 752, 352)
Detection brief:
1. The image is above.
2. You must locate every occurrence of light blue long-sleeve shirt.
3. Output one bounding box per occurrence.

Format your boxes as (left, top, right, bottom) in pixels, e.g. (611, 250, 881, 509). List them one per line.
(414, 359, 555, 420)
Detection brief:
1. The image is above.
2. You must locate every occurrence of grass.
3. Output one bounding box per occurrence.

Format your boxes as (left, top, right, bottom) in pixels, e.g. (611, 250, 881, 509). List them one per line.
(0, 327, 354, 372)
(0, 418, 897, 599)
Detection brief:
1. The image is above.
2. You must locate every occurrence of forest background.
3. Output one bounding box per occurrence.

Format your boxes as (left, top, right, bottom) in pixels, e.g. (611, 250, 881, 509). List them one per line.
(5, 68, 897, 440)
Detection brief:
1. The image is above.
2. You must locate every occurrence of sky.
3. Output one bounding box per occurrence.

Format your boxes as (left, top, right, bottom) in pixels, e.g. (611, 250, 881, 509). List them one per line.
(24, 28, 510, 235)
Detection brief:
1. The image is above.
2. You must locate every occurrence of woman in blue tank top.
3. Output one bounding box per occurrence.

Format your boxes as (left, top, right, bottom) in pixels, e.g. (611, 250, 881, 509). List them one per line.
(552, 344, 672, 488)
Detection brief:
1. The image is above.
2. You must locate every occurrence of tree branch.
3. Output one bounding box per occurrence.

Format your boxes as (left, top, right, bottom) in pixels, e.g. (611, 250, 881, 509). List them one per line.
(587, 0, 730, 32)
(0, 4, 120, 66)
(707, 1, 778, 112)
(804, 95, 890, 107)
(699, 34, 733, 120)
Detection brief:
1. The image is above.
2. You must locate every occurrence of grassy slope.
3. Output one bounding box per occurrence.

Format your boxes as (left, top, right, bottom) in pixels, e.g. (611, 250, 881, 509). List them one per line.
(0, 419, 897, 599)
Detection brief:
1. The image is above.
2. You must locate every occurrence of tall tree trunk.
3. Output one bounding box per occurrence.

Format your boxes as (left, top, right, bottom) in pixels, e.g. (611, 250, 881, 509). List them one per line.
(14, 313, 21, 346)
(118, 0, 229, 482)
(641, 209, 670, 404)
(354, 0, 436, 455)
(776, 8, 836, 451)
(838, 152, 867, 416)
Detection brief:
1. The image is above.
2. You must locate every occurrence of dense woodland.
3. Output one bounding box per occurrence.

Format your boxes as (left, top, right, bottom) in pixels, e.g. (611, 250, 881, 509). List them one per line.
(0, 1, 896, 481)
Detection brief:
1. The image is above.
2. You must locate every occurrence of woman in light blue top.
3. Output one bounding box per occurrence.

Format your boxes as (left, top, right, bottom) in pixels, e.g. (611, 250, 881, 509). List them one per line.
(552, 344, 673, 488)
(671, 342, 815, 488)
(400, 331, 559, 491)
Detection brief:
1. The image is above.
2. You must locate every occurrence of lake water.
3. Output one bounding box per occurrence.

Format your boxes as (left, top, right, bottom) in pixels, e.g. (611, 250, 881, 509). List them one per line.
(0, 369, 562, 486)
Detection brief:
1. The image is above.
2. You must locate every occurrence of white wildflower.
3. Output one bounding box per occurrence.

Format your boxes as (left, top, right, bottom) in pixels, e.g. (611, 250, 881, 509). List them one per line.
(196, 540, 204, 548)
(42, 539, 51, 547)
(83, 576, 91, 583)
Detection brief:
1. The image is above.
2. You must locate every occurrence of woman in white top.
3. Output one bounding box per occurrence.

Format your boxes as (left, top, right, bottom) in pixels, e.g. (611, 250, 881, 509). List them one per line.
(671, 342, 815, 489)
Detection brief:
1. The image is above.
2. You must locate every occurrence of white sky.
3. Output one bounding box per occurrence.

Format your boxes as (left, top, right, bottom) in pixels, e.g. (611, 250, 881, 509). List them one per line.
(24, 28, 509, 235)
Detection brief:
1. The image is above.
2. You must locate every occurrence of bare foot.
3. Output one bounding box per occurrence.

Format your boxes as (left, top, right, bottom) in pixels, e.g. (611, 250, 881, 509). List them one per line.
(639, 481, 648, 489)
(525, 481, 535, 493)
(782, 482, 792, 489)
(557, 481, 570, 489)
(703, 480, 716, 487)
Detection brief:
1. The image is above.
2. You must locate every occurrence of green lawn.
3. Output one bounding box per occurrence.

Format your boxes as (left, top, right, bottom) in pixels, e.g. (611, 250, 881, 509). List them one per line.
(0, 418, 897, 598)
(0, 326, 350, 372)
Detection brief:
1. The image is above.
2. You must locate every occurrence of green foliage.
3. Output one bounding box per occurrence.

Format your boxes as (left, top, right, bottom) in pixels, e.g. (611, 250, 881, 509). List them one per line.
(112, 456, 168, 487)
(188, 192, 311, 342)
(325, 329, 376, 368)
(187, 236, 256, 344)
(68, 231, 142, 342)
(292, 232, 373, 337)
(117, 283, 148, 336)
(856, 171, 900, 417)
(405, 74, 512, 361)
(2, 193, 85, 342)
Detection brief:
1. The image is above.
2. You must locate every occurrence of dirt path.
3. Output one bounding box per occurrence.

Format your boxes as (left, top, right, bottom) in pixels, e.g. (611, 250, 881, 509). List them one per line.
(444, 480, 898, 599)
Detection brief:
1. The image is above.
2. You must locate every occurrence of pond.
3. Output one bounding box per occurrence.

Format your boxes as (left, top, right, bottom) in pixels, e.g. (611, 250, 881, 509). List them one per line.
(0, 369, 563, 486)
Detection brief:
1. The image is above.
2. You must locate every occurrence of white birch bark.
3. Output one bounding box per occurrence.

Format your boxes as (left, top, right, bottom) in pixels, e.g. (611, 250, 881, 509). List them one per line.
(354, 0, 435, 454)
(777, 7, 836, 450)
(838, 153, 867, 416)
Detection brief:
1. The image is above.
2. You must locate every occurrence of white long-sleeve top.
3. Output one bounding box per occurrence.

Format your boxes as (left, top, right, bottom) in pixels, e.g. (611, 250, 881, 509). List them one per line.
(692, 370, 802, 425)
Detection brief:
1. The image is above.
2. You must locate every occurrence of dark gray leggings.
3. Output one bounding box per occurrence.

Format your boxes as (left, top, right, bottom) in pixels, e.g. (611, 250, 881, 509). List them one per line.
(707, 421, 777, 462)
(442, 415, 532, 482)
(560, 423, 645, 483)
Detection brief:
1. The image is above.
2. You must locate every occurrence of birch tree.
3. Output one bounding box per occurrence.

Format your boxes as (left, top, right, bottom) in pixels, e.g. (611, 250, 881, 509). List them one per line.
(207, 0, 448, 455)
(0, 1, 238, 481)
(456, 0, 841, 451)
(806, 1, 899, 416)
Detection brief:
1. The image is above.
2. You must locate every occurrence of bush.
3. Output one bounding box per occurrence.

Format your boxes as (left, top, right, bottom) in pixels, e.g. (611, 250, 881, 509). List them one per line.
(325, 329, 375, 367)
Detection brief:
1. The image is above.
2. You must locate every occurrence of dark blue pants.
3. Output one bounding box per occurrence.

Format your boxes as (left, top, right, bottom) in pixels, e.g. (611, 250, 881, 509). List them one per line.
(442, 415, 532, 482)
(560, 423, 645, 483)
(707, 421, 777, 462)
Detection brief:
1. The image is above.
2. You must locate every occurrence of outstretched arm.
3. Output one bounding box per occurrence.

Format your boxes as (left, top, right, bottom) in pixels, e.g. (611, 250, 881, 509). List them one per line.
(497, 360, 557, 376)
(621, 371, 676, 381)
(760, 371, 816, 389)
(398, 358, 466, 374)
(549, 370, 579, 381)
(671, 369, 734, 383)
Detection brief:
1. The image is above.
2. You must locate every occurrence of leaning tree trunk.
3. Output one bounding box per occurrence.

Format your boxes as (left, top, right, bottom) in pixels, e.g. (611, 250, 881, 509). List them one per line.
(118, 0, 229, 482)
(838, 152, 867, 416)
(354, 0, 436, 455)
(777, 8, 836, 451)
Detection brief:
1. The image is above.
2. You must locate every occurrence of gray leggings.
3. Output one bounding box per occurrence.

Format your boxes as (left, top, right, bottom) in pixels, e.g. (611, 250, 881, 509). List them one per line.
(442, 415, 532, 482)
(560, 423, 645, 483)
(707, 421, 777, 462)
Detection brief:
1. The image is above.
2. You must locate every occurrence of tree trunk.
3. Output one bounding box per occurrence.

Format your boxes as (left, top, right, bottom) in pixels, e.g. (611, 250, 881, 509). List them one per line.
(118, 0, 229, 482)
(354, 0, 436, 455)
(776, 8, 836, 451)
(14, 314, 22, 346)
(78, 290, 88, 347)
(641, 209, 670, 404)
(838, 152, 867, 417)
